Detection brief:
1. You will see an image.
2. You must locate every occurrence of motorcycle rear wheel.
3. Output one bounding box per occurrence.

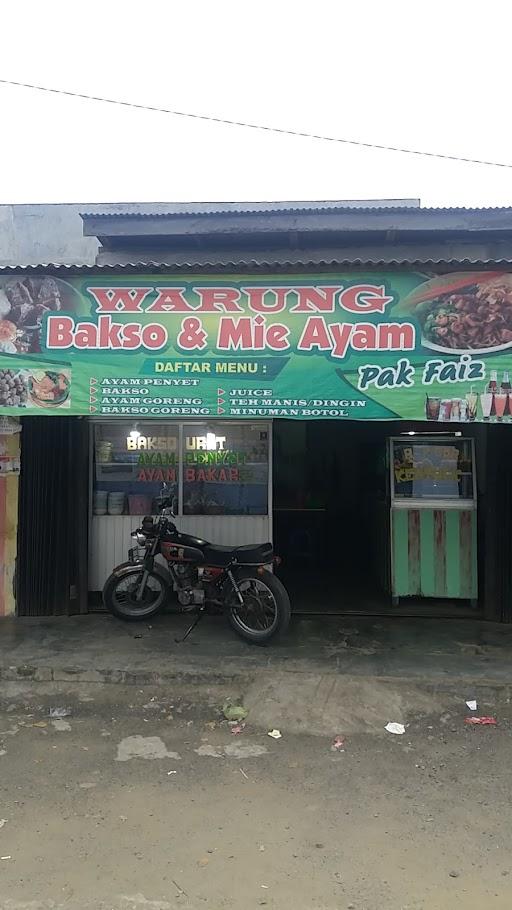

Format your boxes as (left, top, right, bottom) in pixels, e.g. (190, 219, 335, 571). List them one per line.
(226, 568, 291, 644)
(103, 567, 168, 621)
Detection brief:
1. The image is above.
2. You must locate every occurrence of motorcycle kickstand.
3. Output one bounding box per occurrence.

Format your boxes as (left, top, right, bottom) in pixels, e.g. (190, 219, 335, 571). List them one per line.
(175, 607, 205, 644)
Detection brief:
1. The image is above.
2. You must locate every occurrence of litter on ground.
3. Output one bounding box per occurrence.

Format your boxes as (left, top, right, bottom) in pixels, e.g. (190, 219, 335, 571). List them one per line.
(385, 722, 405, 735)
(331, 735, 345, 751)
(464, 716, 497, 725)
(267, 729, 282, 740)
(49, 707, 72, 718)
(222, 702, 248, 723)
(465, 700, 477, 711)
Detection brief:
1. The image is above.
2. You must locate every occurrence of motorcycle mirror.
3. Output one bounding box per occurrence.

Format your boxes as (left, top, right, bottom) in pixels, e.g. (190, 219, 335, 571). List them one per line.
(157, 484, 176, 518)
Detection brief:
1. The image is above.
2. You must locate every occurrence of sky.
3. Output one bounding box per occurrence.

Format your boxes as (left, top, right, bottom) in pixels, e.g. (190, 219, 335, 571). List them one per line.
(1, 0, 512, 208)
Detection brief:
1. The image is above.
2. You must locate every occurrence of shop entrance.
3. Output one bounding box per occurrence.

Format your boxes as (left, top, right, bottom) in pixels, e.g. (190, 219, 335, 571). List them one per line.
(272, 419, 481, 616)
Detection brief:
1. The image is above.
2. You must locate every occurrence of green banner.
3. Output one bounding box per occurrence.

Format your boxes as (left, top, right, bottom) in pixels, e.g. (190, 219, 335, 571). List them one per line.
(0, 270, 511, 422)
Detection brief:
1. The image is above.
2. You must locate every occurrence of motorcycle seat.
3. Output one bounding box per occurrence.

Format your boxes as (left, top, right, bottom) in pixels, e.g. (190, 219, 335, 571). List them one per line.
(204, 542, 273, 567)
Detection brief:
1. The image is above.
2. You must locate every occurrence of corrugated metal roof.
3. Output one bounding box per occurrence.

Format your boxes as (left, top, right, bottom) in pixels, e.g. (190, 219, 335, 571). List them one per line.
(81, 204, 512, 219)
(2, 257, 512, 272)
(81, 207, 512, 245)
(4, 201, 512, 271)
(80, 199, 421, 218)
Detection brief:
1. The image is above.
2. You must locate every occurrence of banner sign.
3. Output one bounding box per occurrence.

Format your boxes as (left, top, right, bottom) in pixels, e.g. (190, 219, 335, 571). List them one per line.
(0, 271, 511, 421)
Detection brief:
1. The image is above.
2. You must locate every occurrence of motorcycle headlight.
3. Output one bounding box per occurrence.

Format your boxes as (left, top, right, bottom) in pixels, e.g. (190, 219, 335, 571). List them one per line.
(131, 531, 147, 546)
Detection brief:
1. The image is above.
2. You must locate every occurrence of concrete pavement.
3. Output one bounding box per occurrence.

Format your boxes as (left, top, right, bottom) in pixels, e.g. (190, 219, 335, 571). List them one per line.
(1, 613, 512, 739)
(1, 612, 512, 687)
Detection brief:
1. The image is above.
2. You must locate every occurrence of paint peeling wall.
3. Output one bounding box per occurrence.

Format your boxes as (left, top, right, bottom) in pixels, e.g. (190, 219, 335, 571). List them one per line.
(391, 507, 478, 601)
(0, 430, 20, 616)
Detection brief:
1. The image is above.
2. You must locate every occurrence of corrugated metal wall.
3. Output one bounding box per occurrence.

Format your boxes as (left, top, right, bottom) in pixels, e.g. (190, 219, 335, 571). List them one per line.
(482, 426, 512, 621)
(88, 514, 272, 590)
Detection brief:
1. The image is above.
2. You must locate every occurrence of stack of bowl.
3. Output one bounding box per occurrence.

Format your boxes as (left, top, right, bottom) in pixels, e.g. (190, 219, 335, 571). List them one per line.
(93, 490, 108, 515)
(96, 440, 113, 463)
(108, 492, 125, 515)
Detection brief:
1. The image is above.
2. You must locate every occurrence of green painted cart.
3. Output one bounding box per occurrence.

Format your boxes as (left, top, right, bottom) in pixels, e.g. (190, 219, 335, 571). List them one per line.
(389, 437, 478, 604)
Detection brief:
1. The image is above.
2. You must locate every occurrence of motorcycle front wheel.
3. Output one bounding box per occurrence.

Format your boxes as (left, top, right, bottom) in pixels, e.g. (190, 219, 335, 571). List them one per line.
(103, 567, 168, 621)
(226, 568, 291, 645)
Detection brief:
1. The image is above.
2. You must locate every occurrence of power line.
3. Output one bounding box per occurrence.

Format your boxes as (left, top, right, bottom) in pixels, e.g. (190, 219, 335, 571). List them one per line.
(1, 76, 511, 171)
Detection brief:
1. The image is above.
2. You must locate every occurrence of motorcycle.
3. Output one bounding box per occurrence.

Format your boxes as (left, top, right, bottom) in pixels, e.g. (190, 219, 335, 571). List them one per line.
(102, 490, 291, 644)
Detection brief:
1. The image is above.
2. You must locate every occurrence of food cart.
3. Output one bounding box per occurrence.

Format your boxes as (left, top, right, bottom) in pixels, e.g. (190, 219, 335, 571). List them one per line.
(389, 436, 477, 604)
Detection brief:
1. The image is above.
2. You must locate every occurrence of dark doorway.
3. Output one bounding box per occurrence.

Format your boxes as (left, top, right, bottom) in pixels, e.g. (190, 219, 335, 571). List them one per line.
(272, 420, 389, 613)
(16, 416, 89, 616)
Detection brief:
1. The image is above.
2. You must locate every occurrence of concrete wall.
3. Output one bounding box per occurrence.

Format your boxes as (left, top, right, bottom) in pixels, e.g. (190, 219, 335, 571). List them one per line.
(0, 205, 99, 267)
(0, 202, 218, 267)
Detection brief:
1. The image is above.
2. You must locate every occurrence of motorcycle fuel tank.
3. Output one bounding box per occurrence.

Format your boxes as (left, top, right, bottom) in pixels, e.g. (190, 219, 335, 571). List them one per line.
(161, 540, 205, 563)
(175, 531, 209, 549)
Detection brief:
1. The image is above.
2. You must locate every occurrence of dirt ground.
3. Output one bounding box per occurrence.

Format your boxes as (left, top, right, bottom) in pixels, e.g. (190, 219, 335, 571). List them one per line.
(0, 681, 511, 910)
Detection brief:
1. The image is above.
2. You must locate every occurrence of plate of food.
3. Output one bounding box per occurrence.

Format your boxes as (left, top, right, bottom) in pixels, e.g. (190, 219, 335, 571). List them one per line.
(28, 370, 71, 408)
(397, 272, 512, 354)
(0, 277, 80, 355)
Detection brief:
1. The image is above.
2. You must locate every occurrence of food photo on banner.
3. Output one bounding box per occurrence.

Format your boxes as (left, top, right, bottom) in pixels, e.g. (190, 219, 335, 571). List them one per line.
(0, 271, 510, 421)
